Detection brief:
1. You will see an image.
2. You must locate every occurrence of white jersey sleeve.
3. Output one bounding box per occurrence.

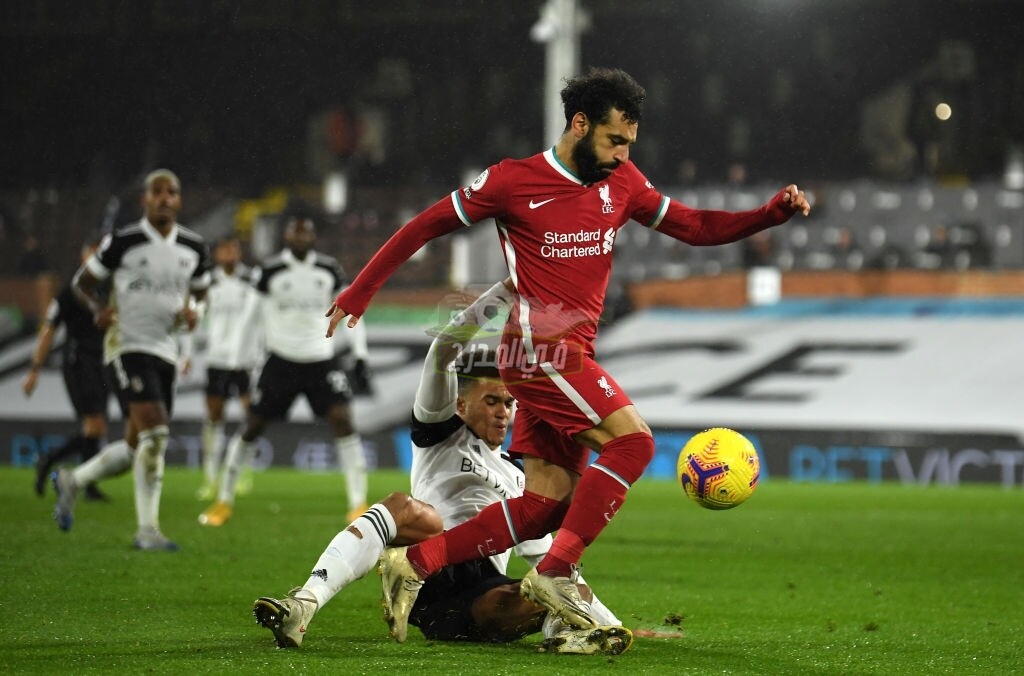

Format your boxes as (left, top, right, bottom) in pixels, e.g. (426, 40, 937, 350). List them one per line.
(413, 280, 513, 423)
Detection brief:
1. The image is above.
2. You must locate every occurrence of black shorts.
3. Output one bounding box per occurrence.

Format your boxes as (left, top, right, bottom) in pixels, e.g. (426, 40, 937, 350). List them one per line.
(62, 351, 108, 418)
(205, 367, 251, 399)
(250, 353, 352, 420)
(104, 363, 130, 419)
(108, 352, 177, 415)
(409, 558, 516, 642)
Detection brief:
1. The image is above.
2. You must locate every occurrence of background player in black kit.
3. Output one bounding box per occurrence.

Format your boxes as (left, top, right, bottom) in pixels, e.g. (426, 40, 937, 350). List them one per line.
(22, 240, 111, 501)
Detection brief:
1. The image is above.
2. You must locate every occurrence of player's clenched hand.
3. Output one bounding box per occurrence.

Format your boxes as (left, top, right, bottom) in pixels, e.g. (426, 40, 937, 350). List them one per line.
(783, 184, 811, 216)
(325, 303, 360, 337)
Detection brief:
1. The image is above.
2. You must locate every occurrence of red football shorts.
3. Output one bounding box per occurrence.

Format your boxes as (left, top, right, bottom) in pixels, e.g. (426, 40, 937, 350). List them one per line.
(501, 337, 633, 475)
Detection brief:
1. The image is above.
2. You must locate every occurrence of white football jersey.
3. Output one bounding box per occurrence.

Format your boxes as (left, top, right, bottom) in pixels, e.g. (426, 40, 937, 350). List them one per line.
(410, 417, 552, 575)
(204, 264, 262, 370)
(254, 249, 344, 363)
(89, 219, 211, 366)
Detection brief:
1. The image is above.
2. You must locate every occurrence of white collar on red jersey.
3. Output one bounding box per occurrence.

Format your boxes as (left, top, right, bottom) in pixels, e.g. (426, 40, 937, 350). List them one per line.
(543, 147, 584, 185)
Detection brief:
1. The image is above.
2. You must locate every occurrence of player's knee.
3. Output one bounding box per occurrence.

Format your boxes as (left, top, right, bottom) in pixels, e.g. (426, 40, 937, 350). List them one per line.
(597, 431, 655, 485)
(411, 504, 444, 539)
(380, 491, 413, 521)
(205, 399, 225, 420)
(82, 414, 106, 438)
(132, 400, 169, 430)
(382, 492, 443, 540)
(633, 431, 656, 464)
(380, 491, 409, 504)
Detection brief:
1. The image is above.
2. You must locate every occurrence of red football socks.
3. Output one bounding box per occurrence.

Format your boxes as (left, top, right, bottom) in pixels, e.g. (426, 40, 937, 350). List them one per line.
(536, 432, 655, 577)
(406, 489, 567, 578)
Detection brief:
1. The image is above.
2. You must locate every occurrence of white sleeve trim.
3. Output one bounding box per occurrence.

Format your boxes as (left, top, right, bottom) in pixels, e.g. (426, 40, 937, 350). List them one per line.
(647, 195, 671, 230)
(451, 191, 473, 227)
(86, 254, 111, 280)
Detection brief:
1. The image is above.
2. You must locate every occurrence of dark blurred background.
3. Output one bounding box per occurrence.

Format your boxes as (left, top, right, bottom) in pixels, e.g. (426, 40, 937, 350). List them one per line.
(3, 0, 1022, 189)
(2, 0, 1023, 327)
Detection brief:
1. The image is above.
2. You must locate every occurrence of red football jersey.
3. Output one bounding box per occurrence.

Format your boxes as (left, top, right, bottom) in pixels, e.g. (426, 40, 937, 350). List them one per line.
(452, 148, 667, 350)
(334, 147, 795, 356)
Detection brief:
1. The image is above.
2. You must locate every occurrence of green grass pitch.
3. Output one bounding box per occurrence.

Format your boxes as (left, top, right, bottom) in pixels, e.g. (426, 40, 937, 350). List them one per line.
(1, 466, 1021, 674)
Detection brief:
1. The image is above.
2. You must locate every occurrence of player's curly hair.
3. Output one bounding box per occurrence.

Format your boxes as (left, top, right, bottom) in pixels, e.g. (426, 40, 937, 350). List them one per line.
(560, 67, 646, 130)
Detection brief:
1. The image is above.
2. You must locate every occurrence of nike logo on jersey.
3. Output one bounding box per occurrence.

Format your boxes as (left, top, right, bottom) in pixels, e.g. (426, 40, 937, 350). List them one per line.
(528, 198, 556, 209)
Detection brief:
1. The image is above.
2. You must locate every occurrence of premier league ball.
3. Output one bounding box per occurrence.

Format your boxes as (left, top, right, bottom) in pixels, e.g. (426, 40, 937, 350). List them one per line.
(678, 428, 760, 510)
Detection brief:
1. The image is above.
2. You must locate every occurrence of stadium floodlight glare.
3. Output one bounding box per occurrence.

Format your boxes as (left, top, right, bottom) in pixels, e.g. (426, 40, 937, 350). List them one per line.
(530, 0, 587, 145)
(529, 2, 559, 42)
(323, 171, 348, 214)
(1005, 148, 1024, 190)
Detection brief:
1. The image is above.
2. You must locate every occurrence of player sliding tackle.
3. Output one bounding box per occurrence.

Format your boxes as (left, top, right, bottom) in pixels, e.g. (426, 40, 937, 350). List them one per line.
(325, 67, 810, 639)
(255, 281, 631, 654)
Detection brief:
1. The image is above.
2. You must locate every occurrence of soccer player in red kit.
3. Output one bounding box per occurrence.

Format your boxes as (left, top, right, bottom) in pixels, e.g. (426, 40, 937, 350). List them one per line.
(326, 67, 811, 640)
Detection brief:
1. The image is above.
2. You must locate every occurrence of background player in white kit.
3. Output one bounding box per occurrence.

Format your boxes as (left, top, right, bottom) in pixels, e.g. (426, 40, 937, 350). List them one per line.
(252, 281, 630, 655)
(55, 168, 211, 551)
(199, 215, 368, 527)
(195, 234, 262, 500)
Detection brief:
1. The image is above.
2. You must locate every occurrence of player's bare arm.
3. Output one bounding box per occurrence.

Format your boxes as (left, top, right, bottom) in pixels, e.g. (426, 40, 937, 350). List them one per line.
(22, 322, 57, 397)
(72, 266, 115, 328)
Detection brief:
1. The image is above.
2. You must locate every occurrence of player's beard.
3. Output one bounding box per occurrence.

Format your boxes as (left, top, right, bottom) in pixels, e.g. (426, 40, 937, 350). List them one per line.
(572, 129, 620, 185)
